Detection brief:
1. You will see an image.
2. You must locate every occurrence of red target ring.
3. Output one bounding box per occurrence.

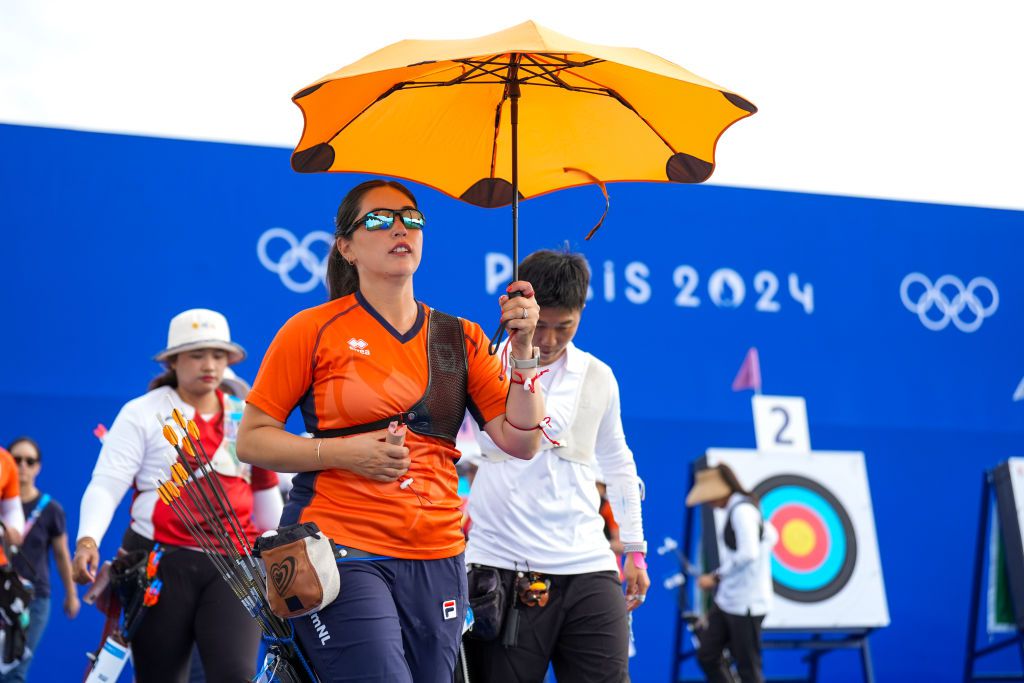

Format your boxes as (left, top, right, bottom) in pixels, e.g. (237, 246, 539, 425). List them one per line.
(770, 503, 830, 572)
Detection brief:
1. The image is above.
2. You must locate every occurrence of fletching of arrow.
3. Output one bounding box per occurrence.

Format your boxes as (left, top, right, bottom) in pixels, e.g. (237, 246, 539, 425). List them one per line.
(152, 478, 172, 505)
(162, 424, 180, 447)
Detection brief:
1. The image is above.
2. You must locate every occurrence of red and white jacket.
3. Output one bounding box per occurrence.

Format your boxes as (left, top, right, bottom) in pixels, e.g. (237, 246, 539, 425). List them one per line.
(77, 386, 281, 550)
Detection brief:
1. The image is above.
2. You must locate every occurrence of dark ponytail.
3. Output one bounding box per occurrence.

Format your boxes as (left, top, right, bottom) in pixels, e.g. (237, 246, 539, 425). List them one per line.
(148, 366, 178, 391)
(717, 463, 758, 505)
(327, 179, 419, 301)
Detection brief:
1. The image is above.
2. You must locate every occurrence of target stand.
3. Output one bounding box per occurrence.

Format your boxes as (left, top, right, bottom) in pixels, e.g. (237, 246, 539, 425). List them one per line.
(963, 464, 1024, 682)
(671, 453, 885, 683)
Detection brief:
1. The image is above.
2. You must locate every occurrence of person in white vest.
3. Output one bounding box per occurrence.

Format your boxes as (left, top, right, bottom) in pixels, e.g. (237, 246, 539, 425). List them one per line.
(71, 309, 283, 682)
(686, 463, 778, 683)
(463, 249, 649, 683)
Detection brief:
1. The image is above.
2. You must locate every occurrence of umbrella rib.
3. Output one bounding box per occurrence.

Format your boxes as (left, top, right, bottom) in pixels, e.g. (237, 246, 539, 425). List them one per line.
(309, 53, 674, 156)
(530, 53, 680, 155)
(449, 54, 510, 84)
(312, 58, 504, 145)
(489, 96, 505, 179)
(518, 53, 599, 87)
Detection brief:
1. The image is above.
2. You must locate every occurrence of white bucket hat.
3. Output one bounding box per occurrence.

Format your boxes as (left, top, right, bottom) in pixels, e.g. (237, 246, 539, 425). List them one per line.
(153, 309, 246, 365)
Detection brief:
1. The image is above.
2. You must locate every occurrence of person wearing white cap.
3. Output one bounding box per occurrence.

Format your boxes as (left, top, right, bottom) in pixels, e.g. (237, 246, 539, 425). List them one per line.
(685, 464, 778, 683)
(70, 308, 284, 682)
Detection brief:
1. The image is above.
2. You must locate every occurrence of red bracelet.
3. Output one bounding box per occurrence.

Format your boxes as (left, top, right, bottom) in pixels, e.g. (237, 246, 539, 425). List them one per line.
(510, 369, 549, 393)
(504, 415, 561, 446)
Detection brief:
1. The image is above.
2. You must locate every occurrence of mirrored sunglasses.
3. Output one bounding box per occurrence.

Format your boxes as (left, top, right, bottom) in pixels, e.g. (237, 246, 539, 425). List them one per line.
(351, 208, 425, 232)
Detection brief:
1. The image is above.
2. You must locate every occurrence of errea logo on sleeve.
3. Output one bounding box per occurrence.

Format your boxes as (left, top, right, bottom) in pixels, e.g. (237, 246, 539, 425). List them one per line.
(347, 338, 370, 356)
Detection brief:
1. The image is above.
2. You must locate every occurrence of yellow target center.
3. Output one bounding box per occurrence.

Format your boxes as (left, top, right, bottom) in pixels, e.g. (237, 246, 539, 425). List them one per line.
(782, 519, 817, 557)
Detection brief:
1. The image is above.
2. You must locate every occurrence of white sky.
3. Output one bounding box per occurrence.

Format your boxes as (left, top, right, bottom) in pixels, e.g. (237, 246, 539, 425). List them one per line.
(2, 0, 1023, 210)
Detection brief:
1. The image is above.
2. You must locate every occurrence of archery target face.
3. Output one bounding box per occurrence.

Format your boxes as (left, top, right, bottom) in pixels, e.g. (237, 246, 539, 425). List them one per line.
(705, 449, 889, 628)
(755, 475, 857, 602)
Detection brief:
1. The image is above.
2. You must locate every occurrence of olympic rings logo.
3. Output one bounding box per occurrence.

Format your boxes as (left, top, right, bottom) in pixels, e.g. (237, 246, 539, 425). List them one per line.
(899, 273, 999, 333)
(257, 228, 334, 293)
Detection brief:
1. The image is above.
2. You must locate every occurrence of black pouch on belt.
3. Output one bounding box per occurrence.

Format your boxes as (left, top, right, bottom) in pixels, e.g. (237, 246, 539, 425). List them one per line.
(465, 564, 507, 642)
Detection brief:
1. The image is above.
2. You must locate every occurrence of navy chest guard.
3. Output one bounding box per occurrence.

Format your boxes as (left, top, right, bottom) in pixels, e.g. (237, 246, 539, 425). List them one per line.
(313, 309, 468, 444)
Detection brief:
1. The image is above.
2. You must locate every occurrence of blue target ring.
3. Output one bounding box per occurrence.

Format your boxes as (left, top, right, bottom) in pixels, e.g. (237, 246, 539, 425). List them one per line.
(761, 487, 845, 590)
(753, 475, 858, 603)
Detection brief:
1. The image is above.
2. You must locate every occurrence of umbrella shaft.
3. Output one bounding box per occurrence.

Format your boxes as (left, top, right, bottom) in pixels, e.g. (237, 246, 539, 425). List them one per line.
(509, 54, 520, 282)
(511, 94, 519, 281)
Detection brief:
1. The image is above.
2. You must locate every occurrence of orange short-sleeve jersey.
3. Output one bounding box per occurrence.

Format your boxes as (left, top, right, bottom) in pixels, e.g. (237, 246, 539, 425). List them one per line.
(248, 292, 509, 559)
(0, 449, 18, 502)
(0, 448, 19, 564)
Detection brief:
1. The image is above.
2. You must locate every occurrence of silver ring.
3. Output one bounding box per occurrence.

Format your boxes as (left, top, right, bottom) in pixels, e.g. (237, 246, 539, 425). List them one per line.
(636, 594, 646, 603)
(521, 308, 529, 319)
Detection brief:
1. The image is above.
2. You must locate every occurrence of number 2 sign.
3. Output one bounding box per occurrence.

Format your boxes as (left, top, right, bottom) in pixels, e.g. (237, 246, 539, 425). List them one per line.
(752, 396, 811, 454)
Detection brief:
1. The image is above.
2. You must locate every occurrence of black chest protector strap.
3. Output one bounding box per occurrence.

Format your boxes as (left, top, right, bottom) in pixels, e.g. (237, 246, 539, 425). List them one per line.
(312, 309, 469, 444)
(723, 497, 765, 551)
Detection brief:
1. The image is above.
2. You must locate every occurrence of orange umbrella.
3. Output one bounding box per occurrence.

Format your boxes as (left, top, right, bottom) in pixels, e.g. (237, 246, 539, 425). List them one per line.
(291, 20, 755, 347)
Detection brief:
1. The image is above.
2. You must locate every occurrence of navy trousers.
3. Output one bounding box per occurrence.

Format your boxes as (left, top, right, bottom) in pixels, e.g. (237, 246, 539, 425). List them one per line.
(292, 553, 467, 683)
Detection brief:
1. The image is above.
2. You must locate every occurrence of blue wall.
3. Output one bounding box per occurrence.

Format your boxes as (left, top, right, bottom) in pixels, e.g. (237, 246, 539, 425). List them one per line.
(2, 123, 1022, 681)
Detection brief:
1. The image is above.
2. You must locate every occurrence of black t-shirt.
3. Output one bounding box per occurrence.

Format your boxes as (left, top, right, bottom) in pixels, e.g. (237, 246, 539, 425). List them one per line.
(12, 494, 66, 598)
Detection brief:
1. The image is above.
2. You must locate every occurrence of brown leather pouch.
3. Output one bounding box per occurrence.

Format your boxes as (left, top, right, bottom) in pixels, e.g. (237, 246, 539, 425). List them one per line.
(254, 522, 340, 618)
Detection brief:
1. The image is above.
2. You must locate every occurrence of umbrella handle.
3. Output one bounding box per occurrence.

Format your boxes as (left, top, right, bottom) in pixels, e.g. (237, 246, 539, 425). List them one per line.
(488, 291, 523, 355)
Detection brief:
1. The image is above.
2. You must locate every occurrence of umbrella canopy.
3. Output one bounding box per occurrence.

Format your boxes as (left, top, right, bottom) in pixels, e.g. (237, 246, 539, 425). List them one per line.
(290, 20, 756, 207)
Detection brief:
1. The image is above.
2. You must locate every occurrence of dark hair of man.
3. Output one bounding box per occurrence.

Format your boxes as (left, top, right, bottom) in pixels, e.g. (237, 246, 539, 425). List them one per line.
(7, 436, 42, 463)
(327, 179, 419, 301)
(518, 249, 590, 311)
(716, 463, 759, 505)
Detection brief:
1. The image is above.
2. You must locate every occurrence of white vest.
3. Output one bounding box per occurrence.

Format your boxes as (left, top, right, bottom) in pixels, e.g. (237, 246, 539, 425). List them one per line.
(479, 352, 613, 465)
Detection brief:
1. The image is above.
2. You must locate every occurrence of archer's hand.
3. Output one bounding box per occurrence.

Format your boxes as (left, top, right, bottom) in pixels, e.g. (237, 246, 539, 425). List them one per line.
(72, 539, 99, 585)
(624, 557, 651, 612)
(332, 430, 411, 483)
(499, 281, 539, 356)
(698, 573, 719, 591)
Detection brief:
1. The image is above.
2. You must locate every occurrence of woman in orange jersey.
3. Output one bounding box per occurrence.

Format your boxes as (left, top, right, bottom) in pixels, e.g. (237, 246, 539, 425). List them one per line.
(238, 179, 545, 683)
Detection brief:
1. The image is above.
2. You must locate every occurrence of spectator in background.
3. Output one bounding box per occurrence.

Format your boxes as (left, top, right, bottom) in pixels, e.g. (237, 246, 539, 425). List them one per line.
(0, 437, 79, 683)
(687, 463, 778, 683)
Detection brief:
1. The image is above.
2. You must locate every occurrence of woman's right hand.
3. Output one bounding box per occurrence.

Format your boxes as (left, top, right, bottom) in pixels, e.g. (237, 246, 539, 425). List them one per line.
(329, 430, 410, 482)
(72, 538, 99, 584)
